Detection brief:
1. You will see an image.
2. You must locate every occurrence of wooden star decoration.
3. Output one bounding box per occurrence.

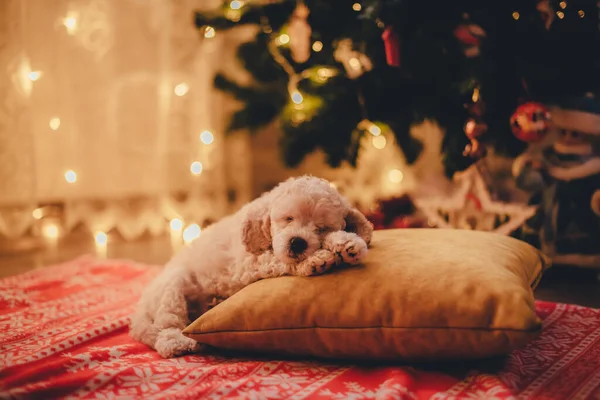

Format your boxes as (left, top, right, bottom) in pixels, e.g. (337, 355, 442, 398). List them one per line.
(414, 165, 537, 235)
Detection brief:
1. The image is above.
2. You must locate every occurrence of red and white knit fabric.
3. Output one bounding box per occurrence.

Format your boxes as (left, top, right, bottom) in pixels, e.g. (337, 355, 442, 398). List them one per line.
(1, 256, 599, 399)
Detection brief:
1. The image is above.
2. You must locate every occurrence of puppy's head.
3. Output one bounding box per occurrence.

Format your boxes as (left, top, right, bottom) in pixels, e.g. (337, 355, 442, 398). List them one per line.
(241, 176, 373, 264)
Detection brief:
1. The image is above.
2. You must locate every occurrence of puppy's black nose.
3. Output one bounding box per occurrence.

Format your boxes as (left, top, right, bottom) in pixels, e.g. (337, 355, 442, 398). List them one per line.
(290, 237, 308, 254)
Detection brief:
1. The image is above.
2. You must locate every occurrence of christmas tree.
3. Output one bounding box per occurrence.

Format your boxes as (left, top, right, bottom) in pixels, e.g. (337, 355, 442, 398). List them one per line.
(194, 0, 600, 177)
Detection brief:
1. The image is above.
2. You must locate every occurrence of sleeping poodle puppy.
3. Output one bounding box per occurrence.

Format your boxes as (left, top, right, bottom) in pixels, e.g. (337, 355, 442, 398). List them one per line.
(130, 175, 373, 358)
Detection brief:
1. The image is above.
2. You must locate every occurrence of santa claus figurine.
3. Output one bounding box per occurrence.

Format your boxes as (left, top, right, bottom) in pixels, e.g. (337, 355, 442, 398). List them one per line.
(514, 93, 600, 269)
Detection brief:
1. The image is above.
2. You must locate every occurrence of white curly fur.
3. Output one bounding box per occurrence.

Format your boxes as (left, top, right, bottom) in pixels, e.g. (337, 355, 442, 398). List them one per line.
(130, 175, 373, 358)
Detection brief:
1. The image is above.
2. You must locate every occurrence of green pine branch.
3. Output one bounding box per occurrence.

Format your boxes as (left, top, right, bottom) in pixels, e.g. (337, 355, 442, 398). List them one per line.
(194, 0, 600, 176)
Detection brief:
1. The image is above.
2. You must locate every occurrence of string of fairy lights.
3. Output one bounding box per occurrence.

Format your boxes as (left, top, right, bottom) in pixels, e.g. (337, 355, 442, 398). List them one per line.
(20, 0, 410, 254)
(263, 0, 405, 184)
(23, 6, 220, 253)
(198, 0, 600, 189)
(200, 0, 404, 180)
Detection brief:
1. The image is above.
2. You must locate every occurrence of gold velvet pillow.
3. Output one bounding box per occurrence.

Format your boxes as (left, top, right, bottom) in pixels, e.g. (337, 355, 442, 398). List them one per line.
(183, 229, 550, 361)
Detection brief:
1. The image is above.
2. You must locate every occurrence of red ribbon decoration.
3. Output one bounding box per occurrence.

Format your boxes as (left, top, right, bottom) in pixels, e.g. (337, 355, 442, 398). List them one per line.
(465, 193, 483, 210)
(382, 25, 401, 67)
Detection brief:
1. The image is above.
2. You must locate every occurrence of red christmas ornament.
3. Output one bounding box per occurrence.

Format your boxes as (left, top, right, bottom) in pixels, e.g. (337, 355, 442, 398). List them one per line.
(390, 216, 411, 229)
(453, 23, 486, 58)
(463, 118, 488, 158)
(510, 102, 551, 142)
(363, 195, 420, 230)
(365, 210, 386, 230)
(389, 215, 427, 229)
(381, 25, 401, 67)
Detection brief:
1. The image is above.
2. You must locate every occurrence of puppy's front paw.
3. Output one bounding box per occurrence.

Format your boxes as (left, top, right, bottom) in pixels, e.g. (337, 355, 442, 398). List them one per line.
(295, 249, 335, 276)
(326, 231, 368, 265)
(155, 328, 202, 358)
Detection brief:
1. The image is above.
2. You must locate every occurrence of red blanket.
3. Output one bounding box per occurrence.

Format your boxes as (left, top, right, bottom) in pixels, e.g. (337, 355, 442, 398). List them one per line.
(1, 256, 599, 399)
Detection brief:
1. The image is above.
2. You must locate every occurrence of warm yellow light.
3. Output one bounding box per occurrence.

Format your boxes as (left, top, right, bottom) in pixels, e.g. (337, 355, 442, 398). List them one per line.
(183, 224, 201, 244)
(372, 136, 387, 149)
(95, 231, 108, 246)
(170, 218, 183, 231)
(190, 161, 203, 175)
(204, 26, 216, 38)
(353, 3, 362, 11)
(42, 223, 60, 240)
(317, 68, 337, 79)
(64, 17, 76, 28)
(472, 87, 480, 103)
(578, 9, 585, 17)
(174, 83, 189, 96)
(388, 169, 404, 183)
(225, 7, 242, 22)
(32, 208, 43, 220)
(200, 130, 214, 144)
(559, 1, 567, 9)
(291, 91, 304, 104)
(292, 111, 306, 124)
(277, 34, 290, 45)
(64, 170, 77, 183)
(28, 71, 41, 81)
(229, 0, 243, 10)
(556, 11, 565, 19)
(63, 13, 77, 34)
(465, 119, 476, 135)
(49, 117, 61, 131)
(312, 41, 323, 52)
(512, 11, 520, 20)
(368, 124, 381, 136)
(348, 58, 361, 70)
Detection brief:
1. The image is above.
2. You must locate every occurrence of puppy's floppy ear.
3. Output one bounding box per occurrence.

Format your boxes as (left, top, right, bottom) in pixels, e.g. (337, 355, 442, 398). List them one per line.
(344, 207, 373, 245)
(241, 196, 272, 254)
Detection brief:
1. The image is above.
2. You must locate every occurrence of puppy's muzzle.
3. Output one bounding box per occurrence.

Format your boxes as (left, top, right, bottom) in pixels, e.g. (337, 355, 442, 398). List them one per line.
(289, 237, 308, 255)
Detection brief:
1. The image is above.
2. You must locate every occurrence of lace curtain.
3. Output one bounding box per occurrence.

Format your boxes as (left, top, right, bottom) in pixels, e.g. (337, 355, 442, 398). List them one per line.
(0, 0, 251, 247)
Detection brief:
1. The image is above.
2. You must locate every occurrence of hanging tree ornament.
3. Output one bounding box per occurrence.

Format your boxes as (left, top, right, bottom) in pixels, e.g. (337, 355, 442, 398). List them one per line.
(464, 85, 486, 117)
(463, 85, 488, 159)
(333, 39, 373, 79)
(288, 0, 311, 63)
(453, 21, 487, 58)
(463, 118, 488, 159)
(510, 102, 551, 143)
(381, 25, 401, 67)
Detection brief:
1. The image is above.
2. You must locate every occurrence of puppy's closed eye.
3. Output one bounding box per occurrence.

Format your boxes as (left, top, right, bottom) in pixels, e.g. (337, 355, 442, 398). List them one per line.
(285, 216, 294, 222)
(316, 226, 330, 234)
